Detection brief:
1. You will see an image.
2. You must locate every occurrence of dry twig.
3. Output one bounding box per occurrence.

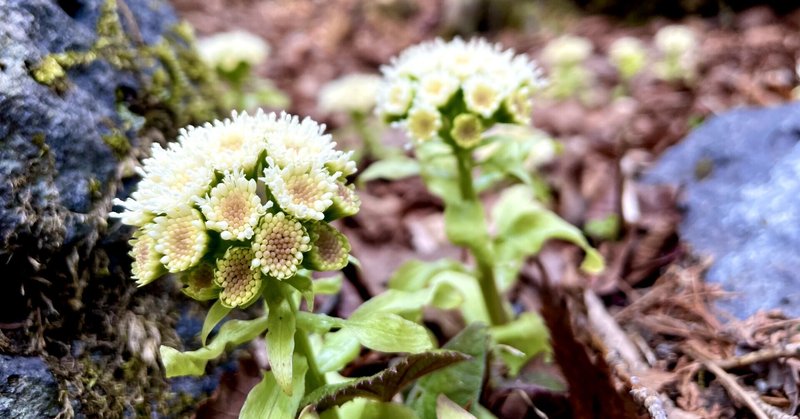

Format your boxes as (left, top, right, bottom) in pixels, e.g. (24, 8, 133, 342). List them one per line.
(685, 342, 799, 419)
(717, 344, 800, 370)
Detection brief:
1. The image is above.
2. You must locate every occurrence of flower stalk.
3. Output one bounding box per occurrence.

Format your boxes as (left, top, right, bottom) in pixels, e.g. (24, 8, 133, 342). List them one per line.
(452, 141, 509, 326)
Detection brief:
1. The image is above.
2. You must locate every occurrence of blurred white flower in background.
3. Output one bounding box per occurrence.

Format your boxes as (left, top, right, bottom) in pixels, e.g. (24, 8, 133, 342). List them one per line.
(197, 30, 270, 73)
(654, 25, 698, 82)
(608, 36, 647, 81)
(318, 73, 382, 115)
(540, 35, 593, 67)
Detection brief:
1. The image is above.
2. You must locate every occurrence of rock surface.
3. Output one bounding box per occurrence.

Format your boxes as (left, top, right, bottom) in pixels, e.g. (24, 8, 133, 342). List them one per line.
(647, 102, 800, 319)
(0, 356, 61, 419)
(0, 0, 221, 417)
(0, 0, 174, 275)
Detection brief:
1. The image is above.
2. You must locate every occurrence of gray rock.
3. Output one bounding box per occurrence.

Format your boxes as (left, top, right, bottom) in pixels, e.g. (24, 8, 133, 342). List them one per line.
(0, 0, 221, 416)
(647, 103, 800, 318)
(0, 355, 60, 419)
(0, 0, 175, 267)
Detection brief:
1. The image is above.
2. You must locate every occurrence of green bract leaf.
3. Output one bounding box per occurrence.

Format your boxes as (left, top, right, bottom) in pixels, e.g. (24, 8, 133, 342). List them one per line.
(160, 316, 269, 378)
(493, 185, 605, 276)
(489, 312, 549, 376)
(347, 312, 433, 354)
(387, 259, 463, 292)
(315, 329, 362, 373)
(301, 350, 470, 413)
(436, 395, 477, 419)
(239, 355, 308, 419)
(296, 312, 346, 334)
(313, 274, 343, 295)
(428, 270, 489, 324)
(358, 156, 421, 184)
(362, 401, 420, 419)
(417, 141, 460, 204)
(350, 282, 463, 323)
(265, 294, 297, 395)
(201, 300, 232, 346)
(407, 324, 489, 419)
(444, 199, 489, 250)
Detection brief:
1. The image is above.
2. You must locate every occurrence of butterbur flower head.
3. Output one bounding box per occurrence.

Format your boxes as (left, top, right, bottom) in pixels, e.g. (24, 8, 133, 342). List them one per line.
(262, 160, 338, 221)
(181, 110, 273, 174)
(405, 104, 442, 142)
(378, 37, 543, 148)
(379, 78, 415, 117)
(198, 170, 268, 241)
(418, 72, 459, 107)
(318, 73, 382, 115)
(181, 263, 220, 301)
(251, 212, 311, 279)
(463, 76, 503, 118)
(130, 227, 164, 286)
(215, 247, 262, 308)
(122, 142, 214, 216)
(305, 223, 351, 272)
(451, 113, 483, 148)
(152, 208, 208, 273)
(504, 86, 533, 125)
(264, 114, 338, 169)
(326, 181, 361, 220)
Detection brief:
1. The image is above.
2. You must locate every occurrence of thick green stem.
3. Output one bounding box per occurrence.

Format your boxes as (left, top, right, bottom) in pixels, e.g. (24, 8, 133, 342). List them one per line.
(475, 254, 510, 325)
(284, 295, 337, 419)
(452, 145, 509, 325)
(294, 326, 325, 392)
(454, 147, 477, 201)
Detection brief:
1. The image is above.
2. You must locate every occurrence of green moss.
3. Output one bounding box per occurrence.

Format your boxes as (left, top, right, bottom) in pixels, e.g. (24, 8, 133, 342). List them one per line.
(101, 131, 131, 159)
(31, 56, 65, 85)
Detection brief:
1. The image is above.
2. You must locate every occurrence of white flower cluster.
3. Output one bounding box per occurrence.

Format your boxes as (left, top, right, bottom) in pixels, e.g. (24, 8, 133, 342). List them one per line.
(654, 25, 698, 82)
(112, 110, 359, 308)
(376, 37, 545, 146)
(197, 30, 270, 73)
(540, 35, 593, 67)
(318, 73, 382, 115)
(608, 37, 647, 81)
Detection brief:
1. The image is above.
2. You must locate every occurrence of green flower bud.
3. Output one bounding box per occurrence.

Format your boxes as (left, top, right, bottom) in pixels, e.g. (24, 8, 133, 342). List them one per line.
(304, 223, 351, 272)
(180, 263, 220, 301)
(215, 247, 262, 308)
(325, 181, 361, 220)
(450, 113, 483, 149)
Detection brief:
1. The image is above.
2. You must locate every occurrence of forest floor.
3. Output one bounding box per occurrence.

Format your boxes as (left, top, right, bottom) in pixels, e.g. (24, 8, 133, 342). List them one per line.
(173, 1, 800, 417)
